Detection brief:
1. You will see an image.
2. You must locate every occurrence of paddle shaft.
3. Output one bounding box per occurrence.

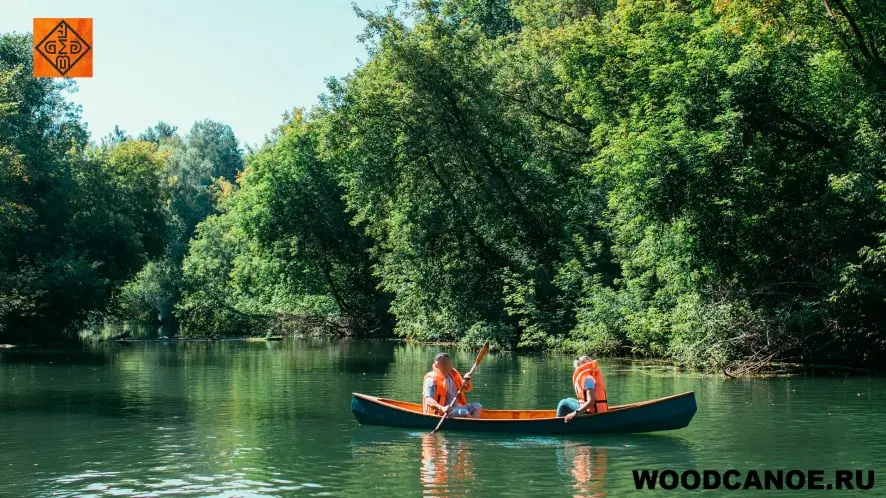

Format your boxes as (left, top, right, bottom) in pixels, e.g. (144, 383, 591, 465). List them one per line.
(431, 343, 489, 434)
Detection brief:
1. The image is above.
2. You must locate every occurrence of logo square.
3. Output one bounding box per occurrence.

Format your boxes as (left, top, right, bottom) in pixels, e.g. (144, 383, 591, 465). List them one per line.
(33, 18, 93, 78)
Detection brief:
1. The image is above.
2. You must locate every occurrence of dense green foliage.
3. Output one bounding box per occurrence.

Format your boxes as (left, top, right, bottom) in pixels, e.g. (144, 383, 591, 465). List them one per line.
(176, 113, 389, 337)
(0, 33, 247, 338)
(323, 0, 885, 368)
(3, 0, 886, 369)
(113, 119, 245, 323)
(0, 34, 168, 339)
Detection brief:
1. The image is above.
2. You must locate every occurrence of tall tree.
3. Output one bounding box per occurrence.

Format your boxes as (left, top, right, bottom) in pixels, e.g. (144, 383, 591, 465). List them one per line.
(114, 120, 245, 324)
(0, 33, 169, 338)
(177, 111, 388, 336)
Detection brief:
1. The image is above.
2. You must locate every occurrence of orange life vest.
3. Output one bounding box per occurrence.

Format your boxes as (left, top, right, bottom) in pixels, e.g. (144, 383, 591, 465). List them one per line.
(423, 367, 467, 415)
(572, 360, 608, 413)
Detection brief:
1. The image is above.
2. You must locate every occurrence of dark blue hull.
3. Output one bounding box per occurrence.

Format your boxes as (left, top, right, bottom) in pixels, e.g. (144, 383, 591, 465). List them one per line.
(351, 392, 697, 435)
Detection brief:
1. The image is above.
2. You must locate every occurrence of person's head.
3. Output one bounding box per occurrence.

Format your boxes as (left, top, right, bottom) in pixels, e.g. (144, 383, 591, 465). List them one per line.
(573, 355, 593, 369)
(434, 352, 454, 373)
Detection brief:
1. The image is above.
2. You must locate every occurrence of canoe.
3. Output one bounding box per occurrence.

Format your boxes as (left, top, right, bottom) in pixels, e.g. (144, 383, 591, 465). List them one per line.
(351, 391, 697, 435)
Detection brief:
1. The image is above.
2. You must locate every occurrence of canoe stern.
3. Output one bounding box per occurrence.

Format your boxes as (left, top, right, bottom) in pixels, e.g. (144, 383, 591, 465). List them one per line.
(351, 393, 435, 429)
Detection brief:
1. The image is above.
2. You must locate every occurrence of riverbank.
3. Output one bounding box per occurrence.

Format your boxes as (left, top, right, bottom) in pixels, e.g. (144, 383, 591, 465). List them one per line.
(100, 337, 287, 343)
(4, 331, 878, 377)
(82, 335, 880, 377)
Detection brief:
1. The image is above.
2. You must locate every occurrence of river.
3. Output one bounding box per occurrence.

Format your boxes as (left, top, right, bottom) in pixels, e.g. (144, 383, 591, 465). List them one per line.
(0, 339, 883, 496)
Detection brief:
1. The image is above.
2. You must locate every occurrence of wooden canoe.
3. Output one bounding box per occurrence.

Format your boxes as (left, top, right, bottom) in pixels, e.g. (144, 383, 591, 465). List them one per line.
(351, 391, 697, 435)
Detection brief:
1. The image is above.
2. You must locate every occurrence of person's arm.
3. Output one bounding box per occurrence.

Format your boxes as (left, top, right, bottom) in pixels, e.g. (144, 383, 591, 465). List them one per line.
(424, 396, 451, 413)
(462, 373, 473, 393)
(564, 386, 595, 423)
(424, 378, 451, 413)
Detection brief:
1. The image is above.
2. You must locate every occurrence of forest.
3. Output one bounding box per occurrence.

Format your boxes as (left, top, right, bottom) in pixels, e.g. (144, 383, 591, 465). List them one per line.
(2, 0, 886, 371)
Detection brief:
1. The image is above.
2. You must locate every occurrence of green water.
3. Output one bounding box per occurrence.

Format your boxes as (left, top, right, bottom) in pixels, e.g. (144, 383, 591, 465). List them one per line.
(0, 339, 883, 497)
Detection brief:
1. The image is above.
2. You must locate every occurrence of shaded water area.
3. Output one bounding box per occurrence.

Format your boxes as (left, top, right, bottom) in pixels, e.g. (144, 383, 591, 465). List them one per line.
(1, 339, 884, 496)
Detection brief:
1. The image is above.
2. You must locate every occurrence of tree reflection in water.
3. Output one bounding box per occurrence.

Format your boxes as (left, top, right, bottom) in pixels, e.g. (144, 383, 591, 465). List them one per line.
(420, 433, 474, 498)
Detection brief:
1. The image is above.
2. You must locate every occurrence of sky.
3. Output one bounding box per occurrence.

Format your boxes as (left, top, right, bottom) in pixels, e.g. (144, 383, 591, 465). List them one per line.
(0, 0, 390, 148)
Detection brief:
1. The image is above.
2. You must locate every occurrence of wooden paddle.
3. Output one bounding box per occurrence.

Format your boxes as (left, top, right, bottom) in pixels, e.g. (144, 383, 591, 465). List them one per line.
(430, 342, 490, 434)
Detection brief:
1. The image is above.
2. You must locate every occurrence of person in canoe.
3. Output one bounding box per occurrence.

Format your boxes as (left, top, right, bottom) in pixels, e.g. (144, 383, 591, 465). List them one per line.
(558, 355, 608, 423)
(422, 352, 483, 418)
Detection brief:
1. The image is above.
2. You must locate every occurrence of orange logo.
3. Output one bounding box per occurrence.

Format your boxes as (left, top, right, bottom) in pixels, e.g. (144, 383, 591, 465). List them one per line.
(33, 18, 93, 78)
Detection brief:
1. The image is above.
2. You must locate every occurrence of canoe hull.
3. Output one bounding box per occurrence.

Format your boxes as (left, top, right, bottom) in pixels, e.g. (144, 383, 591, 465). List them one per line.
(351, 392, 697, 435)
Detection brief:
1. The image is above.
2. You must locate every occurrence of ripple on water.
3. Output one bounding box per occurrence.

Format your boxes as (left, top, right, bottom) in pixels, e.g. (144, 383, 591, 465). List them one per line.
(54, 471, 119, 485)
(5, 340, 885, 498)
(145, 478, 191, 489)
(104, 487, 137, 496)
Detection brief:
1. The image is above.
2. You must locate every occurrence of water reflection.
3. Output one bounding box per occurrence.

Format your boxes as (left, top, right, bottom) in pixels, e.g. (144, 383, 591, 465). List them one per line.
(557, 442, 608, 498)
(2, 340, 883, 497)
(420, 433, 475, 497)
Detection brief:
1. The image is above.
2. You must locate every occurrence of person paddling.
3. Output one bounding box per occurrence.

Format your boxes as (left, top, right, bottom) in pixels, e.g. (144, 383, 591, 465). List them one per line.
(423, 352, 483, 418)
(557, 355, 608, 423)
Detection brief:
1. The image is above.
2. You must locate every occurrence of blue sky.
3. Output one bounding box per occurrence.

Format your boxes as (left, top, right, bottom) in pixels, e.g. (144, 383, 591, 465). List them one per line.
(0, 0, 390, 148)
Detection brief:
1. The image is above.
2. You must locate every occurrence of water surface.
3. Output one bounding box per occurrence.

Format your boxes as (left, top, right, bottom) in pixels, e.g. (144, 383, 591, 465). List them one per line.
(1, 339, 883, 496)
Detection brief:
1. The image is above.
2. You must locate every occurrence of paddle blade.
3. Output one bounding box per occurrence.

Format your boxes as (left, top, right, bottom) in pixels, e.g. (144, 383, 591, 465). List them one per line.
(475, 342, 490, 366)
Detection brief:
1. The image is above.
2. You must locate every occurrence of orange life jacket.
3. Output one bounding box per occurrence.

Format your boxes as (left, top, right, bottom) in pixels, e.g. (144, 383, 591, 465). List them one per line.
(423, 367, 467, 414)
(572, 360, 608, 413)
